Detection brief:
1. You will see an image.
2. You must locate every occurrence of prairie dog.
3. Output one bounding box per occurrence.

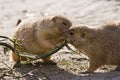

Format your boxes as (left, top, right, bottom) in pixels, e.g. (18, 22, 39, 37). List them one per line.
(67, 22, 120, 72)
(10, 15, 72, 64)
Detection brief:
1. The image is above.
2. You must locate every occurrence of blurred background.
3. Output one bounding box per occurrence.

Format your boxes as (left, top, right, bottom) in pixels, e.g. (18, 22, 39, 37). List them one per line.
(0, 0, 120, 36)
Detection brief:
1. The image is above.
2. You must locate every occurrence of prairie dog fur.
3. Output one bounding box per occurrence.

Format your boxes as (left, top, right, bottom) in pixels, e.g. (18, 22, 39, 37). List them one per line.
(67, 22, 120, 72)
(10, 15, 72, 64)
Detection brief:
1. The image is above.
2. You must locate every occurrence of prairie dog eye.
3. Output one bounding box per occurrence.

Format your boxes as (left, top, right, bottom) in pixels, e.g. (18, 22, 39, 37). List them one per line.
(62, 21, 67, 26)
(69, 31, 74, 35)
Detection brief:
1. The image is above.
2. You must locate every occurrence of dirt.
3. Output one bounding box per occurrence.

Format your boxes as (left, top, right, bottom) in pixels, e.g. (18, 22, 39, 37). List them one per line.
(0, 0, 120, 80)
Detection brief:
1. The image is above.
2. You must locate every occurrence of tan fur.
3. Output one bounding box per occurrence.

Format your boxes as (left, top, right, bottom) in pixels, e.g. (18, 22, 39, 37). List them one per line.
(10, 15, 72, 64)
(67, 22, 120, 72)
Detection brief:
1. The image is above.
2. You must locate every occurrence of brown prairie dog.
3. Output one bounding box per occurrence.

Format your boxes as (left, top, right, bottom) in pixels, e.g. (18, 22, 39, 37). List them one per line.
(10, 15, 72, 65)
(67, 22, 120, 72)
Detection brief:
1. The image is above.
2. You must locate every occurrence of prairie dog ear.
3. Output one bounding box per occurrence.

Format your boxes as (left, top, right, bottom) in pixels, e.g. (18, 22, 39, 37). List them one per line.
(81, 32, 85, 38)
(51, 16, 61, 22)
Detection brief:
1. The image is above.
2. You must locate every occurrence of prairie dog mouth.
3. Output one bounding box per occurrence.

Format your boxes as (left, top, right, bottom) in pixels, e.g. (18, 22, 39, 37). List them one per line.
(67, 38, 76, 44)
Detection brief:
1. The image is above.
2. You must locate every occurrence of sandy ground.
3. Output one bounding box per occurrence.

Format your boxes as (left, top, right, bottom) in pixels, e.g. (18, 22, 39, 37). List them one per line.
(1, 0, 120, 80)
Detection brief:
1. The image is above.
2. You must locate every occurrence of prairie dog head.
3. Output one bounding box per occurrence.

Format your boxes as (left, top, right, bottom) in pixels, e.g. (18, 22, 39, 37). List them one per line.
(52, 16, 72, 42)
(39, 15, 72, 33)
(51, 15, 72, 33)
(37, 15, 72, 43)
(67, 25, 95, 50)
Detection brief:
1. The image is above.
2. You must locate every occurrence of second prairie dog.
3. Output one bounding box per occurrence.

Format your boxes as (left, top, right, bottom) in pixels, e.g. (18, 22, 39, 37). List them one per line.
(67, 22, 120, 72)
(10, 15, 72, 65)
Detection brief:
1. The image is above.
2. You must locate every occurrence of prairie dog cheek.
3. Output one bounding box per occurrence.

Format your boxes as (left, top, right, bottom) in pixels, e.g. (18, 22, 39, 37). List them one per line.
(67, 36, 75, 44)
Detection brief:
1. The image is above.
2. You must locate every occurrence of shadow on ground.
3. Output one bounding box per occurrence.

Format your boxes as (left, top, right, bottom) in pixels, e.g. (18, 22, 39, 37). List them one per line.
(14, 63, 120, 80)
(15, 63, 80, 80)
